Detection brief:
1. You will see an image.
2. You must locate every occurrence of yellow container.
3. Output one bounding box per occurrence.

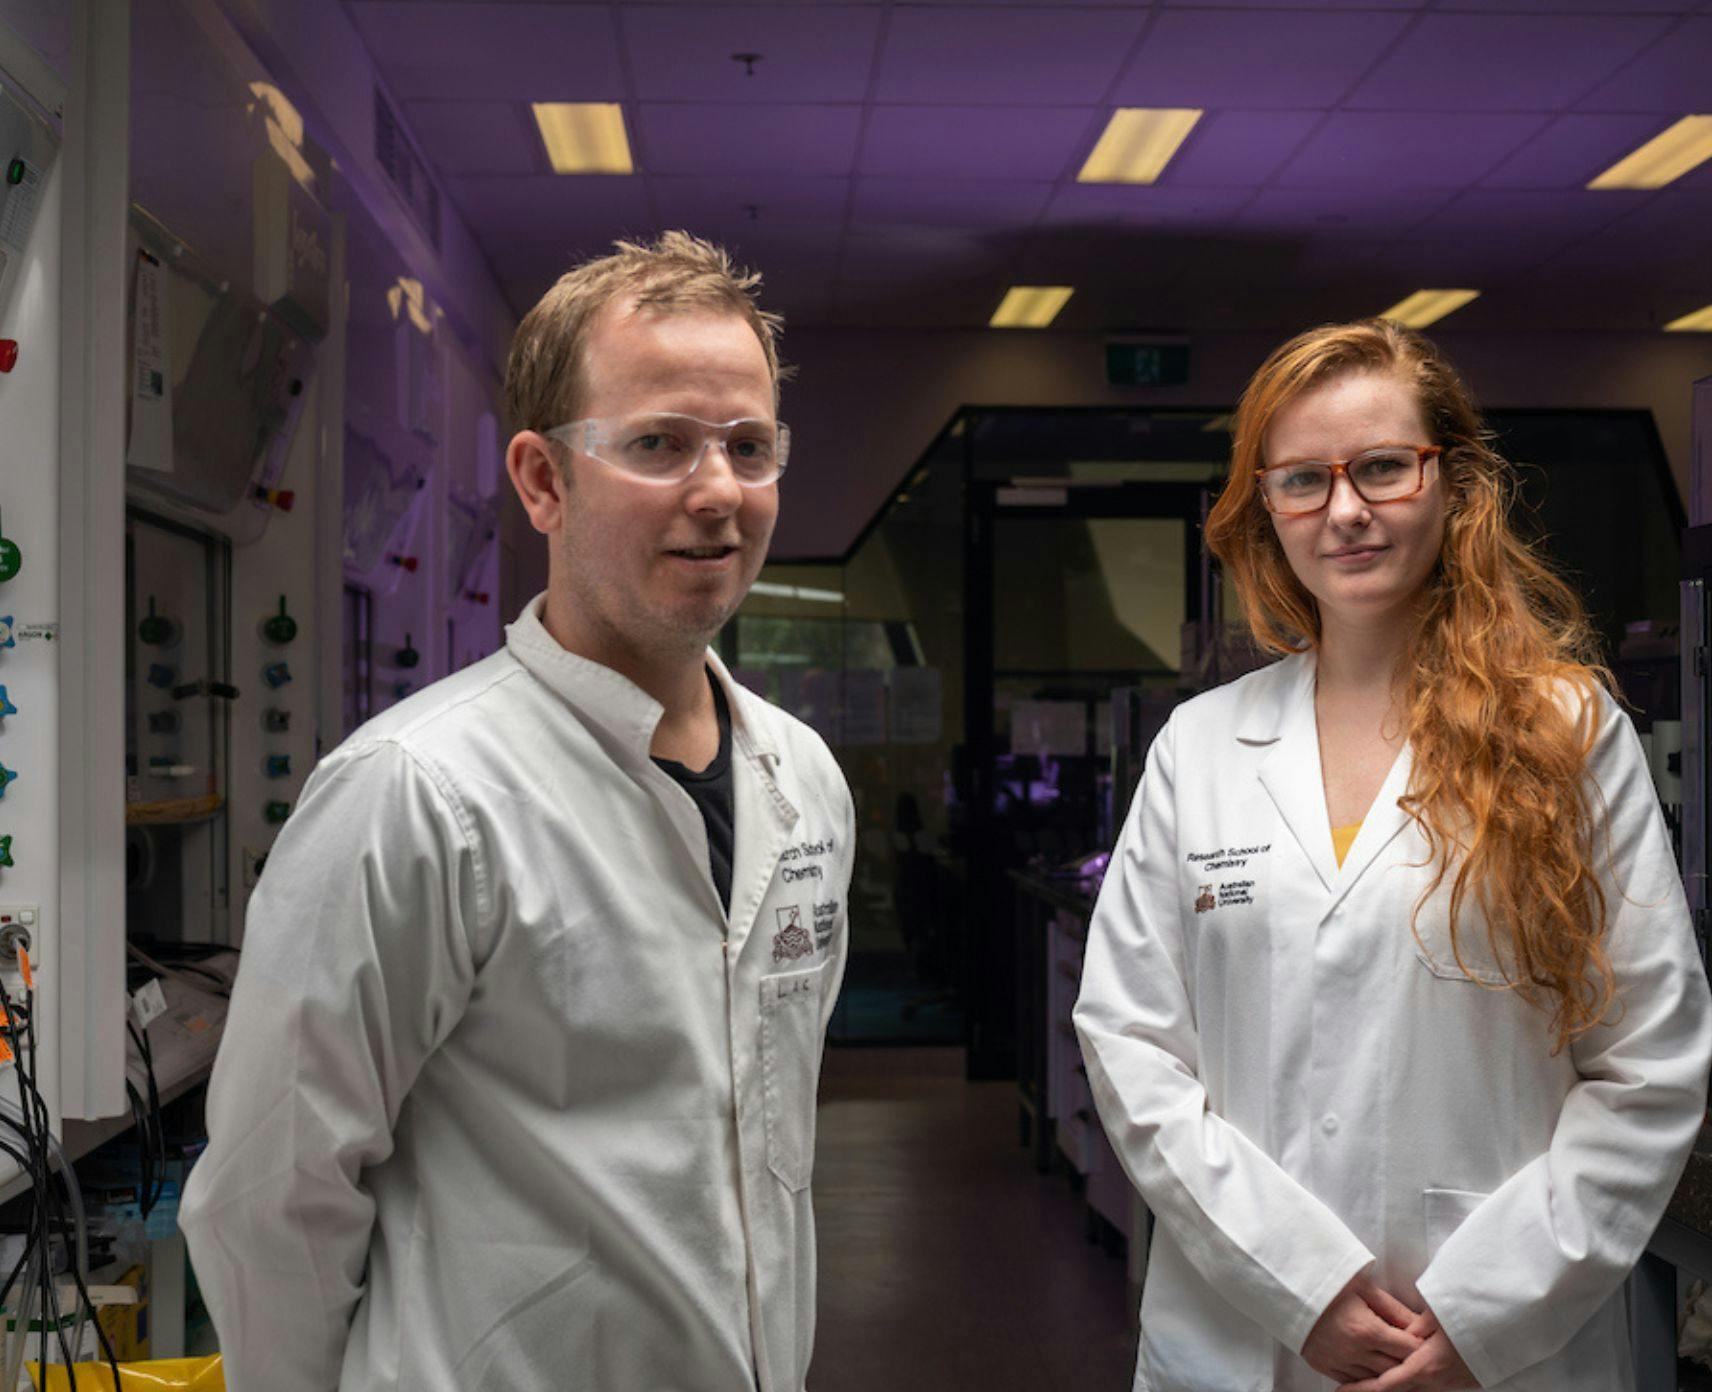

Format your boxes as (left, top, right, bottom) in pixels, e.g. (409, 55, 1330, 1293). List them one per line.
(27, 1355, 223, 1390)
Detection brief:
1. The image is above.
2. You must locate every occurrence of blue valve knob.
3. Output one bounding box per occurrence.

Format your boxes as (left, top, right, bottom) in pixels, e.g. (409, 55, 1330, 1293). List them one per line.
(147, 663, 177, 690)
(392, 680, 413, 699)
(0, 617, 13, 650)
(263, 661, 293, 689)
(0, 687, 14, 719)
(0, 764, 16, 799)
(262, 707, 291, 733)
(265, 754, 292, 778)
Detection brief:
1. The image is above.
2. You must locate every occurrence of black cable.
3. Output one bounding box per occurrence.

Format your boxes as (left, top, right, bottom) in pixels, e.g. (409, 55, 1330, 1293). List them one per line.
(125, 1021, 166, 1216)
(0, 975, 121, 1389)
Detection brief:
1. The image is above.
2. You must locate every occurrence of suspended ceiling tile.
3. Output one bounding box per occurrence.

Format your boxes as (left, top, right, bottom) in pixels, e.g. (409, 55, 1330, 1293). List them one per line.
(1164, 111, 1325, 188)
(1438, 0, 1696, 10)
(1276, 112, 1549, 188)
(445, 173, 655, 243)
(850, 178, 1054, 231)
(1113, 10, 1410, 110)
(1345, 14, 1671, 112)
(1040, 183, 1252, 229)
(400, 100, 543, 177)
(1233, 186, 1453, 239)
(860, 106, 1098, 180)
(1478, 113, 1685, 189)
(634, 103, 862, 174)
(872, 6, 1147, 106)
(1160, 0, 1426, 8)
(618, 5, 883, 103)
(1403, 188, 1643, 246)
(1577, 17, 1712, 110)
(651, 175, 851, 232)
(347, 3, 624, 101)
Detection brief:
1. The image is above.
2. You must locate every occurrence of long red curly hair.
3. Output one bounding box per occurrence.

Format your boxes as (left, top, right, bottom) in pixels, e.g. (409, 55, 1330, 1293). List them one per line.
(1205, 318, 1617, 1052)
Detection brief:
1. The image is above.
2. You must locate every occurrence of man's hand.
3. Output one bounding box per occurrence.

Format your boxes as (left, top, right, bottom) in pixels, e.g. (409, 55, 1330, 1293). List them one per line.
(1335, 1306, 1480, 1392)
(1302, 1273, 1425, 1384)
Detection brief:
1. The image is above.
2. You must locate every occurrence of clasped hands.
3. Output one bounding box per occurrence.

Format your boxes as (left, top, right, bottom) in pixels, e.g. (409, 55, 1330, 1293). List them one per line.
(1301, 1272, 1479, 1391)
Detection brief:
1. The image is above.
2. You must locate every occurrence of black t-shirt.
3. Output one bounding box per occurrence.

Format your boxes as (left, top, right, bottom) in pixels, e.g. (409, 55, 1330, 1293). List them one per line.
(652, 670, 734, 914)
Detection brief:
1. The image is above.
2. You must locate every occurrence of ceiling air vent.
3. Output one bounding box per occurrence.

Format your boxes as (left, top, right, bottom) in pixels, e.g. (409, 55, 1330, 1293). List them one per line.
(373, 87, 441, 252)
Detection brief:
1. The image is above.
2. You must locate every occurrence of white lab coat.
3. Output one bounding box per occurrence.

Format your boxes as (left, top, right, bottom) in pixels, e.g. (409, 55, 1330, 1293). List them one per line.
(179, 596, 854, 1392)
(1073, 651, 1712, 1392)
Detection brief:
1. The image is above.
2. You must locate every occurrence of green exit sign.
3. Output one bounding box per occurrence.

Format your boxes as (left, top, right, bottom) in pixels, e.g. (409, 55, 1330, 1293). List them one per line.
(1106, 339, 1190, 387)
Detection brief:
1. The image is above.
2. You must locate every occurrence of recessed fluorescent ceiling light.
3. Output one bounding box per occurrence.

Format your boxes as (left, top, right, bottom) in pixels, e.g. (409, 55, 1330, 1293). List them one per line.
(990, 286, 1074, 329)
(1588, 116, 1712, 190)
(1665, 303, 1712, 332)
(1078, 108, 1202, 184)
(749, 582, 845, 603)
(1379, 289, 1480, 329)
(532, 102, 633, 174)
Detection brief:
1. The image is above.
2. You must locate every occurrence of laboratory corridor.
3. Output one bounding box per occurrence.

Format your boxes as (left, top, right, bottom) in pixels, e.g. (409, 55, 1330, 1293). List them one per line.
(812, 1051, 1138, 1391)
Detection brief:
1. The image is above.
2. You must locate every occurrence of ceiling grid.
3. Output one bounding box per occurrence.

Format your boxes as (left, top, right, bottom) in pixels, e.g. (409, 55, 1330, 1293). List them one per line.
(343, 0, 1712, 334)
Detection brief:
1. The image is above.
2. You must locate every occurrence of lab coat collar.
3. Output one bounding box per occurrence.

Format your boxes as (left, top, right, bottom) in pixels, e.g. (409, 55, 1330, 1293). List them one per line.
(503, 593, 784, 771)
(1245, 650, 1416, 903)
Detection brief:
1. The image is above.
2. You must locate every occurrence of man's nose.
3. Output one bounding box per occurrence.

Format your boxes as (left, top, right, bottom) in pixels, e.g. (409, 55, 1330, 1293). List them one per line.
(684, 439, 743, 512)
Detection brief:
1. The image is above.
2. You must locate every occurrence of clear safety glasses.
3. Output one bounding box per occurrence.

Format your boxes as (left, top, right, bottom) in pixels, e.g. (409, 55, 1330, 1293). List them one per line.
(1255, 444, 1440, 517)
(545, 413, 791, 489)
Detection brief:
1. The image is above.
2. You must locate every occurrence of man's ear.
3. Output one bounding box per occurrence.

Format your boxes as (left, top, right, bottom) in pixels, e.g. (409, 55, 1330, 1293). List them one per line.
(506, 431, 570, 536)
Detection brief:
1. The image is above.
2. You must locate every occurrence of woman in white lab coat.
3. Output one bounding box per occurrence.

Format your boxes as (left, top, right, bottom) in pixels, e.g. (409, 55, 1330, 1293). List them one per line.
(1073, 318, 1712, 1392)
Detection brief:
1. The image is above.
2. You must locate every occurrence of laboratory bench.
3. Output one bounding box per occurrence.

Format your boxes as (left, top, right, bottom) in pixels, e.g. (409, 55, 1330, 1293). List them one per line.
(1012, 868, 1712, 1386)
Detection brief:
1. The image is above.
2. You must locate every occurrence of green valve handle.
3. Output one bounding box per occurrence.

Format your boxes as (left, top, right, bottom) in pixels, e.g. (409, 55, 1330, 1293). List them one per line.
(396, 634, 420, 670)
(0, 764, 15, 799)
(138, 596, 174, 647)
(262, 594, 298, 646)
(0, 510, 20, 585)
(265, 800, 292, 825)
(0, 836, 12, 868)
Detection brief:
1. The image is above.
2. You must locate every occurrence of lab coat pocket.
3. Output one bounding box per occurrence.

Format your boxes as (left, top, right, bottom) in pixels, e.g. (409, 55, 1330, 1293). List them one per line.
(1422, 1186, 1489, 1255)
(759, 962, 828, 1193)
(1411, 924, 1511, 987)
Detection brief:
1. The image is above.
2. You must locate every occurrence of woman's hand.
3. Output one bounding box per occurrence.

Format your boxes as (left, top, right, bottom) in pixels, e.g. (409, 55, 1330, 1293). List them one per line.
(1302, 1273, 1424, 1384)
(1335, 1306, 1480, 1391)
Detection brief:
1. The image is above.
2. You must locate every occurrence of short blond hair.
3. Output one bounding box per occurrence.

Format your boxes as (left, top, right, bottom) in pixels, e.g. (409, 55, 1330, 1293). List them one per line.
(503, 230, 785, 435)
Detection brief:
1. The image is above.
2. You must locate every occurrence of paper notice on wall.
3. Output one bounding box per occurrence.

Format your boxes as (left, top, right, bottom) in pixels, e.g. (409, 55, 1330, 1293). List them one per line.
(889, 667, 942, 744)
(842, 669, 887, 746)
(126, 249, 174, 475)
(780, 669, 840, 744)
(1012, 699, 1088, 758)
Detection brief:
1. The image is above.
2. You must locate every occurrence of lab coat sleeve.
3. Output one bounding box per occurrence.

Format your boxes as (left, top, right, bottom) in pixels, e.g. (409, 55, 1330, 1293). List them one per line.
(179, 739, 484, 1392)
(1073, 714, 1377, 1353)
(1415, 696, 1712, 1388)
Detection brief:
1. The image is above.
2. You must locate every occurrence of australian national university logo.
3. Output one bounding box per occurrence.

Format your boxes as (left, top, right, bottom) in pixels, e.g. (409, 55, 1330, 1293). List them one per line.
(773, 906, 815, 963)
(1195, 884, 1217, 914)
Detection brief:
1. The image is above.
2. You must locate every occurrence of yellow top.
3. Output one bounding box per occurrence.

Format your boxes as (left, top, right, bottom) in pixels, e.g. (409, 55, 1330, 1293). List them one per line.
(1332, 822, 1362, 867)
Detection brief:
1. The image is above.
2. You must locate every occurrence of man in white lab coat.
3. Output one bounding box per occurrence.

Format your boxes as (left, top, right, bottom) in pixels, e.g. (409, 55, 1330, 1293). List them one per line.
(180, 232, 854, 1392)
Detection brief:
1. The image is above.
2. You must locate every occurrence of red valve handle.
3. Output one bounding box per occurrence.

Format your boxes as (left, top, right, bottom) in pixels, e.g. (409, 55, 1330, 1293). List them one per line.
(0, 341, 17, 374)
(389, 555, 419, 573)
(464, 590, 490, 605)
(255, 486, 297, 512)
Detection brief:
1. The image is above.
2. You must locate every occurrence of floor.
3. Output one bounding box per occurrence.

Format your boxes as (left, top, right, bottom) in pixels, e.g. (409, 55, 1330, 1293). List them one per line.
(811, 1048, 1139, 1391)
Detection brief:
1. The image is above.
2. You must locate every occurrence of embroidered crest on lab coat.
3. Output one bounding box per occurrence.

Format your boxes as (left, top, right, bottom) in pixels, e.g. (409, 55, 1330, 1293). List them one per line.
(773, 906, 814, 962)
(1194, 885, 1216, 914)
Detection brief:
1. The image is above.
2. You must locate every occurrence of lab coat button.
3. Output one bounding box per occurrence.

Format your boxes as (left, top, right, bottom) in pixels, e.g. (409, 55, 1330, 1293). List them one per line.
(1321, 1115, 1339, 1135)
